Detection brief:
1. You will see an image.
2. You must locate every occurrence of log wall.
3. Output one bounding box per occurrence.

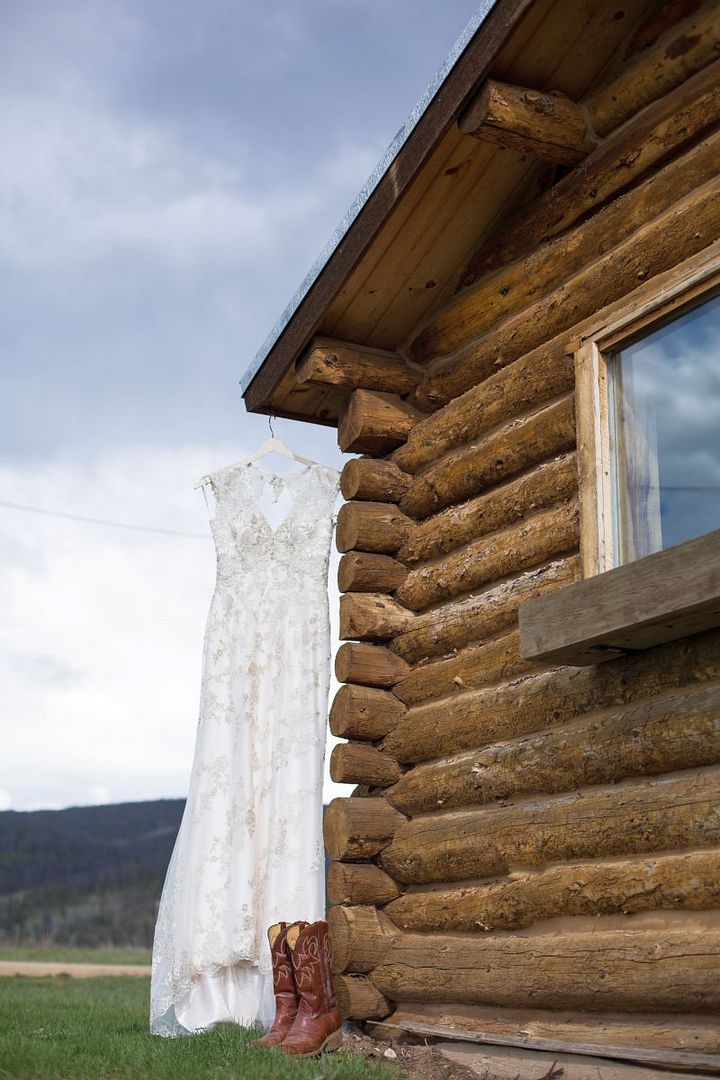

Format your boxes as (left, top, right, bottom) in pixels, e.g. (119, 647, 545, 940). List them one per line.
(320, 7, 720, 1061)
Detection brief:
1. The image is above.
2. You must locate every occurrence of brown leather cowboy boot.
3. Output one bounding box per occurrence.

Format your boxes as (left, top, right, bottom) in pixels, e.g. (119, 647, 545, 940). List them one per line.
(280, 920, 342, 1056)
(250, 921, 307, 1048)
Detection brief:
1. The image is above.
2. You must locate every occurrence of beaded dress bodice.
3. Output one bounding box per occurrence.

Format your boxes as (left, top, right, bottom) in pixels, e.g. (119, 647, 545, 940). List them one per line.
(210, 463, 338, 587)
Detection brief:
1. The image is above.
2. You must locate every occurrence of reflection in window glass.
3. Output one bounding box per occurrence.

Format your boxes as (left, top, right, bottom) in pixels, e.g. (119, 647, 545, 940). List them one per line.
(609, 293, 720, 565)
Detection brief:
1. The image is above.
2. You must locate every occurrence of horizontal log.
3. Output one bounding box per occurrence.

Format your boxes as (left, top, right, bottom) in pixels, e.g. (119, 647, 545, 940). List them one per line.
(383, 625, 720, 764)
(327, 862, 400, 906)
(330, 742, 403, 788)
(335, 642, 411, 689)
(400, 396, 576, 520)
(398, 454, 577, 565)
(406, 1034, 720, 1079)
(391, 556, 579, 665)
(327, 904, 399, 974)
(417, 173, 720, 407)
(370, 927, 720, 1013)
(384, 1001, 720, 1059)
(460, 79, 595, 165)
(628, 2, 705, 55)
(330, 685, 405, 742)
(392, 628, 543, 708)
(323, 796, 405, 862)
(338, 389, 422, 454)
(396, 499, 579, 611)
(395, 345, 574, 476)
(461, 58, 720, 285)
(334, 974, 391, 1020)
(384, 670, 555, 763)
(296, 338, 420, 395)
(586, 3, 720, 136)
(380, 767, 720, 884)
(339, 593, 413, 642)
(338, 551, 407, 593)
(385, 849, 720, 933)
(412, 128, 720, 371)
(339, 457, 412, 502)
(387, 681, 720, 814)
(336, 500, 414, 553)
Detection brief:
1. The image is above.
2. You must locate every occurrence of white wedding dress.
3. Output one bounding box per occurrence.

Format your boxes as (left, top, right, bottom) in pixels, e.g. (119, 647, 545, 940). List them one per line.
(150, 459, 339, 1037)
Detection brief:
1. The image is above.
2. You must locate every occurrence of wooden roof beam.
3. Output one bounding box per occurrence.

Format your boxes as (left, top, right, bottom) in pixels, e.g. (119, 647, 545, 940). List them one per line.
(296, 337, 421, 396)
(459, 79, 597, 165)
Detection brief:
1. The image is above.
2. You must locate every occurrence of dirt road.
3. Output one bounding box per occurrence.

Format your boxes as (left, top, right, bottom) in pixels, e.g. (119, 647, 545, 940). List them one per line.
(0, 960, 151, 978)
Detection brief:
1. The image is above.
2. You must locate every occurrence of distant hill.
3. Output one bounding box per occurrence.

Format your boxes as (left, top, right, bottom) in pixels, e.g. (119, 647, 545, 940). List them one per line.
(0, 800, 185, 948)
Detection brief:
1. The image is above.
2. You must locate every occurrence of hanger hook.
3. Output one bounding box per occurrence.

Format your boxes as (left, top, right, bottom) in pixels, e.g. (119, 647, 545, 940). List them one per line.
(268, 413, 275, 438)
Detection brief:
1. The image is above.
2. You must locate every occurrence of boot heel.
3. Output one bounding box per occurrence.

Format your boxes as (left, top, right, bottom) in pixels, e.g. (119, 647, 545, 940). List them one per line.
(321, 1028, 344, 1054)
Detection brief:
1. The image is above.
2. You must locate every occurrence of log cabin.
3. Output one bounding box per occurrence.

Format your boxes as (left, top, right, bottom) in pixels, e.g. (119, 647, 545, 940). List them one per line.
(241, 0, 720, 1074)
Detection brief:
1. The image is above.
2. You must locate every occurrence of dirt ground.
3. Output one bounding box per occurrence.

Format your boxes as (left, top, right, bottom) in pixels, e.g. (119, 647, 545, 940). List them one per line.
(343, 1027, 479, 1080)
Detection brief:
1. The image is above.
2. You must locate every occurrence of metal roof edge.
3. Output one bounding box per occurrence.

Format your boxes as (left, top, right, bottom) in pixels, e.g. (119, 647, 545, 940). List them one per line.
(239, 0, 499, 394)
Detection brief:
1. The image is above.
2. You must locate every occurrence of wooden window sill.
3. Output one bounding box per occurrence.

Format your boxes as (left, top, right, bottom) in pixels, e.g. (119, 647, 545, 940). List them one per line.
(519, 529, 720, 666)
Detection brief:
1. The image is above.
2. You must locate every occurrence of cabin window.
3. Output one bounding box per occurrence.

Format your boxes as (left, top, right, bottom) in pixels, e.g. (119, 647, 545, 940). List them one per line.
(575, 258, 720, 577)
(607, 293, 720, 565)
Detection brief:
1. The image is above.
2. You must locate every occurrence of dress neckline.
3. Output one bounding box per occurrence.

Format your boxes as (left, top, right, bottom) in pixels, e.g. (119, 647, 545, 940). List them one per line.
(244, 461, 314, 483)
(207, 460, 337, 536)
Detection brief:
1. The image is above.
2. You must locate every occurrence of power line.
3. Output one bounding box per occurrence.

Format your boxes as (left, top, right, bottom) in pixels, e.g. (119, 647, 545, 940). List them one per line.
(2, 484, 716, 541)
(0, 498, 209, 539)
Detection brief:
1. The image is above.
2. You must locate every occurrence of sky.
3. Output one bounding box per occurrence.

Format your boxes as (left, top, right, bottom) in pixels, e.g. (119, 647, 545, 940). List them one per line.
(1, 0, 479, 811)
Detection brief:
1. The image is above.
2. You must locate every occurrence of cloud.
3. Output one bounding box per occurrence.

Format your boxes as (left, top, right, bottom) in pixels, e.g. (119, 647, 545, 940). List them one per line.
(0, 0, 486, 811)
(0, 446, 348, 810)
(0, 95, 378, 271)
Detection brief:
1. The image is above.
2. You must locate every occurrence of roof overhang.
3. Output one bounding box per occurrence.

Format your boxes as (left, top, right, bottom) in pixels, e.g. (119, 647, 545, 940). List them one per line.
(240, 0, 656, 424)
(240, 0, 527, 418)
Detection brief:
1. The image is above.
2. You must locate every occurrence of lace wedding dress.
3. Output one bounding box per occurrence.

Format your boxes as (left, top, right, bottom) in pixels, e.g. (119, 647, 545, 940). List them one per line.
(150, 460, 339, 1037)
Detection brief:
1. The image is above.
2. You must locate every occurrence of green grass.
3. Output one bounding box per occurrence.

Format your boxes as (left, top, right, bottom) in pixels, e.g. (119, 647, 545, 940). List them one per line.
(0, 945, 151, 965)
(0, 976, 392, 1080)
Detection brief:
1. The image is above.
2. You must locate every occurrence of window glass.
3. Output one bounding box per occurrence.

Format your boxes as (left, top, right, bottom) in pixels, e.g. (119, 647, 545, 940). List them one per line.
(609, 293, 720, 565)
